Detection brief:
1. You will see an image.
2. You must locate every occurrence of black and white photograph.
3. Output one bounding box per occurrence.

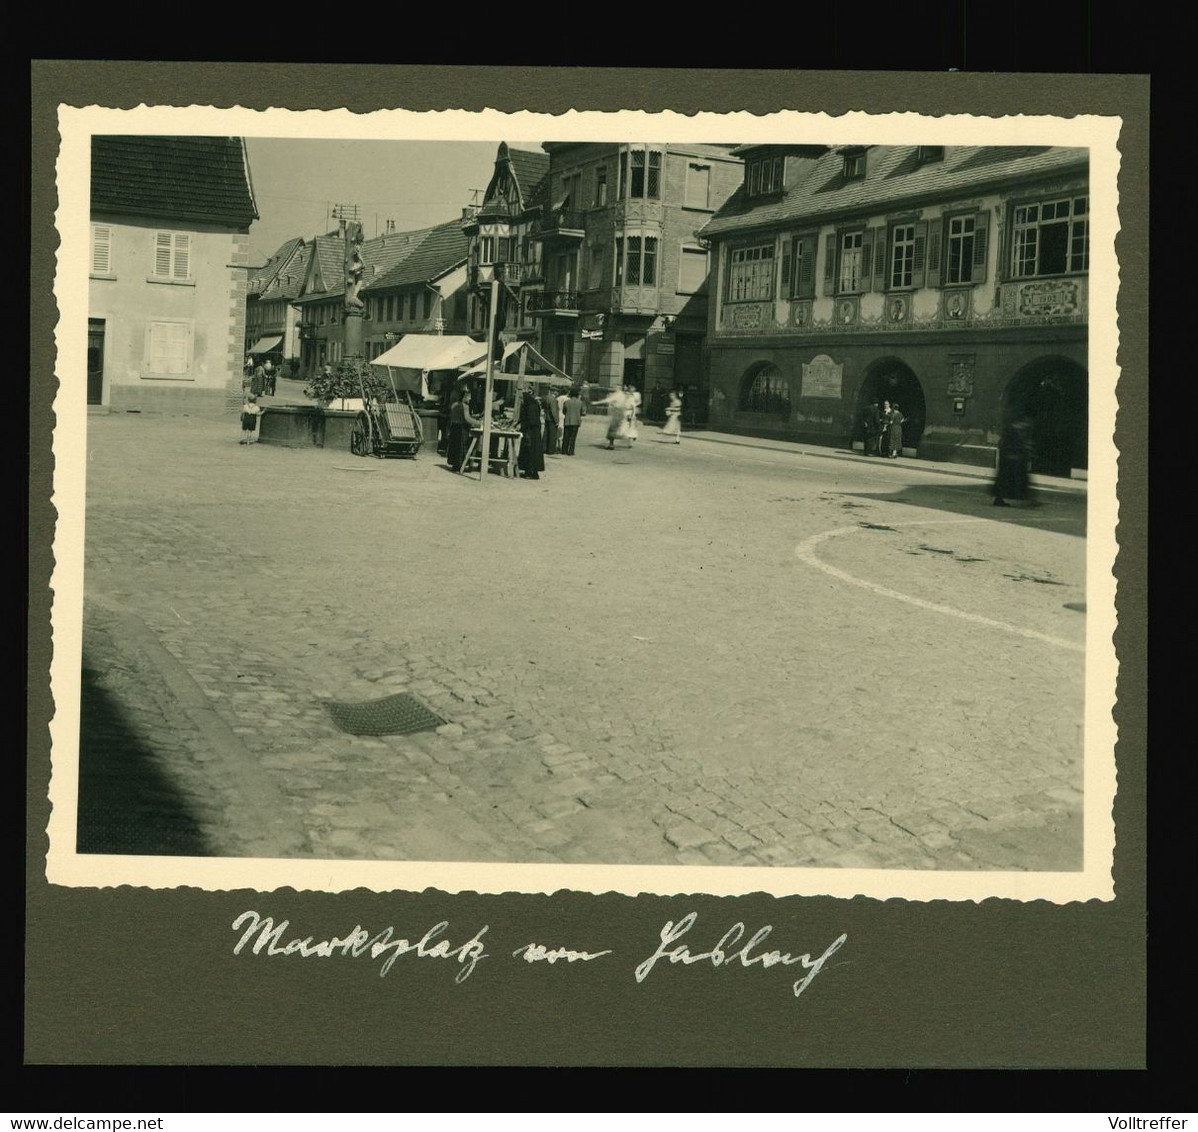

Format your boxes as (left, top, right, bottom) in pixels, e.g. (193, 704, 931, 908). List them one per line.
(44, 104, 1120, 904)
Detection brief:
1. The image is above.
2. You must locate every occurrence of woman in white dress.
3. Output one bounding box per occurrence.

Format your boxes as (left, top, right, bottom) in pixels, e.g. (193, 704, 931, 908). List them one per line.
(660, 388, 683, 443)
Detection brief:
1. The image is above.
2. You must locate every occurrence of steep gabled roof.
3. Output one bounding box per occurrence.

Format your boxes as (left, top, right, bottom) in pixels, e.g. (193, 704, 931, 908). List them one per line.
(296, 234, 345, 301)
(296, 225, 443, 302)
(506, 147, 550, 211)
(91, 136, 258, 228)
(258, 242, 311, 301)
(700, 145, 1089, 239)
(362, 219, 469, 293)
(249, 237, 304, 296)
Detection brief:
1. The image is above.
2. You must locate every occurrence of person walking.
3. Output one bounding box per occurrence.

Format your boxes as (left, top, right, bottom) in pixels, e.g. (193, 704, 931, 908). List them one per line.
(626, 384, 642, 444)
(541, 388, 560, 456)
(992, 415, 1034, 507)
(660, 388, 683, 443)
(561, 388, 583, 455)
(555, 389, 568, 451)
(595, 386, 630, 449)
(580, 379, 591, 417)
(239, 394, 262, 445)
(517, 387, 545, 479)
(445, 385, 478, 474)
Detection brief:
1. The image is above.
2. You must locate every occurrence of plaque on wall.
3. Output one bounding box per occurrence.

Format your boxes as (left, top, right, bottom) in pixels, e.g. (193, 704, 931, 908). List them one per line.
(726, 303, 765, 330)
(801, 353, 844, 400)
(947, 354, 976, 397)
(1019, 280, 1079, 316)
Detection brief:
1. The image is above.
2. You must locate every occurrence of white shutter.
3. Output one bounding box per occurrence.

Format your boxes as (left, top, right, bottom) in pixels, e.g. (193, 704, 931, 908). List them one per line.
(155, 232, 173, 277)
(173, 233, 191, 279)
(680, 247, 708, 293)
(147, 322, 191, 374)
(685, 164, 711, 209)
(91, 225, 112, 275)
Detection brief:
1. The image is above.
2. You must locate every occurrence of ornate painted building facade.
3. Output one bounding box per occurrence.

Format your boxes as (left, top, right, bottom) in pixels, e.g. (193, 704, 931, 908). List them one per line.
(699, 144, 1090, 473)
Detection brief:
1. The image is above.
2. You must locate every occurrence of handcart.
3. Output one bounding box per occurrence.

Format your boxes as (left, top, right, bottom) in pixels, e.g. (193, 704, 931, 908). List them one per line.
(349, 366, 423, 459)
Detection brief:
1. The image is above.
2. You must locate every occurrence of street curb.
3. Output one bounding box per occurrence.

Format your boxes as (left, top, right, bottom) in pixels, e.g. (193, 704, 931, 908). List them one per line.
(86, 594, 312, 857)
(676, 430, 1088, 494)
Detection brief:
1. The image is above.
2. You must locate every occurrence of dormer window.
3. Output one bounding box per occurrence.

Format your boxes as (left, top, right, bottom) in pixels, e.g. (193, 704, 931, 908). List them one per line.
(917, 145, 945, 164)
(842, 150, 866, 180)
(746, 155, 783, 197)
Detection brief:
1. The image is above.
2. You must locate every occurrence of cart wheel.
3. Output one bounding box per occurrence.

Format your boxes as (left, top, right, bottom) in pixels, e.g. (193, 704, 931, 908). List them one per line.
(350, 418, 368, 457)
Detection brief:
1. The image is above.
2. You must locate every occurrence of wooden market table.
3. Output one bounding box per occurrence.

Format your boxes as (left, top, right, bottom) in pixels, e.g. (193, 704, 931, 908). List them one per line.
(462, 427, 523, 478)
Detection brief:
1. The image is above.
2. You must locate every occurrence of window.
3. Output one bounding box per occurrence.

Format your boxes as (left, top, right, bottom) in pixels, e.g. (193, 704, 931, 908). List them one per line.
(678, 246, 709, 294)
(423, 292, 433, 319)
(91, 224, 113, 275)
(479, 236, 495, 265)
(917, 146, 945, 163)
(586, 243, 604, 291)
(386, 295, 395, 321)
(617, 235, 656, 287)
(145, 321, 190, 376)
(779, 232, 818, 299)
(1012, 196, 1088, 277)
(842, 150, 866, 180)
(745, 156, 784, 197)
(740, 363, 790, 416)
(890, 224, 917, 289)
(153, 231, 191, 280)
(408, 293, 418, 321)
(838, 230, 865, 293)
(594, 167, 608, 207)
(619, 147, 663, 200)
(728, 242, 775, 302)
(945, 215, 976, 285)
(685, 163, 711, 209)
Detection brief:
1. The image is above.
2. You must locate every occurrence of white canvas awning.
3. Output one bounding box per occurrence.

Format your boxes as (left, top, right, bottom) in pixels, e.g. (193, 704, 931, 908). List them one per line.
(458, 341, 574, 388)
(369, 334, 487, 393)
(249, 336, 282, 354)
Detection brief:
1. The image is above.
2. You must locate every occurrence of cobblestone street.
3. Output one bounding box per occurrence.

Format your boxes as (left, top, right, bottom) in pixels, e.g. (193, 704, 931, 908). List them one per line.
(71, 410, 1088, 871)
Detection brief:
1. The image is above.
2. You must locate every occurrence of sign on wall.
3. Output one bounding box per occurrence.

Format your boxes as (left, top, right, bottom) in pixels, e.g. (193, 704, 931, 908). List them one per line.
(801, 354, 844, 400)
(1019, 280, 1079, 317)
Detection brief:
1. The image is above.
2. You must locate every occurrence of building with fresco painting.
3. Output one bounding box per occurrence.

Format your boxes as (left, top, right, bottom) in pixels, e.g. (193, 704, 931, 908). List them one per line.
(698, 143, 1090, 473)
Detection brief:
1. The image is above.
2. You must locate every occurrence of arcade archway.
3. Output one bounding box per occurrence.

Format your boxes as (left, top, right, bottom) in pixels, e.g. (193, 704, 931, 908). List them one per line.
(856, 359, 926, 449)
(1004, 357, 1088, 476)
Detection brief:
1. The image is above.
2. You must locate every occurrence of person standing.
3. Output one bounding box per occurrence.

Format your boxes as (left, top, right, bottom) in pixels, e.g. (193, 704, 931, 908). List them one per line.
(517, 387, 545, 479)
(992, 415, 1034, 507)
(251, 361, 266, 397)
(555, 389, 568, 451)
(561, 388, 583, 455)
(862, 399, 882, 456)
(580, 379, 591, 417)
(445, 385, 478, 474)
(239, 394, 262, 445)
(541, 388, 560, 456)
(263, 357, 275, 396)
(885, 401, 905, 458)
(660, 388, 683, 443)
(595, 386, 630, 449)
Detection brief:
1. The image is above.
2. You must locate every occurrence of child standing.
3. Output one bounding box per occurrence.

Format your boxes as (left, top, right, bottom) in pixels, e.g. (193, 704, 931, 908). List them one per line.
(240, 394, 262, 445)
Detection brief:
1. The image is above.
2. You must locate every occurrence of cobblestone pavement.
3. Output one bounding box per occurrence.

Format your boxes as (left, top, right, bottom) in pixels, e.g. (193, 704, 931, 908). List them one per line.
(71, 411, 1088, 870)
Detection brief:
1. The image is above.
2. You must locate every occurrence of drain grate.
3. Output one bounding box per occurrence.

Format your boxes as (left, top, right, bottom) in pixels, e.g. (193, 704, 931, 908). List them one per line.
(323, 692, 446, 737)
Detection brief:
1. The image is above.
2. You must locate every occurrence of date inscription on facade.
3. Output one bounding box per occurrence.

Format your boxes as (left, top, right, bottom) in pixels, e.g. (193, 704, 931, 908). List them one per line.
(801, 354, 844, 400)
(1019, 280, 1079, 317)
(726, 303, 766, 330)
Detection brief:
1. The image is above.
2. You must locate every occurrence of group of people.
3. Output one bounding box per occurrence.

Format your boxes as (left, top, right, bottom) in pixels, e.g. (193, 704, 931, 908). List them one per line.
(444, 383, 587, 479)
(244, 356, 280, 398)
(862, 399, 905, 459)
(596, 384, 643, 450)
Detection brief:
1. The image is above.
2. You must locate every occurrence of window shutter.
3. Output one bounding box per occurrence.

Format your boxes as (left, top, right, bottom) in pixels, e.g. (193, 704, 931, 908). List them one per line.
(822, 233, 836, 296)
(925, 220, 942, 289)
(971, 210, 990, 283)
(780, 238, 793, 296)
(859, 230, 873, 292)
(871, 226, 887, 290)
(155, 233, 172, 276)
(91, 226, 111, 275)
(173, 234, 190, 279)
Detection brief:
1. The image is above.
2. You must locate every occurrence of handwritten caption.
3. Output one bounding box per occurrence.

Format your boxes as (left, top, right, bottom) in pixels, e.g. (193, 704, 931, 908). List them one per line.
(231, 910, 847, 1000)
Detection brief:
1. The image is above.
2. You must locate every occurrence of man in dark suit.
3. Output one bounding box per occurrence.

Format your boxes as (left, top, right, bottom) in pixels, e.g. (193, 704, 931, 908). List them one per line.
(561, 389, 583, 455)
(863, 400, 882, 456)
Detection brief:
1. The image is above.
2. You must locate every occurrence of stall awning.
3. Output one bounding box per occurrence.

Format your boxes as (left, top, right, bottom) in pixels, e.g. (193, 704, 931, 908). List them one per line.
(249, 336, 282, 354)
(369, 334, 487, 394)
(458, 341, 574, 388)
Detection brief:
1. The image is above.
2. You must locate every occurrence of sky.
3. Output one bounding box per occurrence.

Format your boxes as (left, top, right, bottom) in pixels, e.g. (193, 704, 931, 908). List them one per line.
(243, 138, 544, 265)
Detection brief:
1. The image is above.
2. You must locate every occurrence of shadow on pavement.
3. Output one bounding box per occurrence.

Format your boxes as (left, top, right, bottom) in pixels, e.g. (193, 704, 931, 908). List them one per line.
(76, 663, 213, 856)
(836, 478, 1087, 537)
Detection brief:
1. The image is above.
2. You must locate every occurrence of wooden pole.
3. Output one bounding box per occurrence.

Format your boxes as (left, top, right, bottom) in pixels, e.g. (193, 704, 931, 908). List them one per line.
(479, 277, 499, 483)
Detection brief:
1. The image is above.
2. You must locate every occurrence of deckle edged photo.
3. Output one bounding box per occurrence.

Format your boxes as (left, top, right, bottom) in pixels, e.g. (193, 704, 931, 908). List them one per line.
(45, 103, 1121, 903)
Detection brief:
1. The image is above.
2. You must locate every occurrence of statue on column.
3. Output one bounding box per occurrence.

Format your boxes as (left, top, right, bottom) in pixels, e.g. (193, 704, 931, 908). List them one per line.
(344, 221, 365, 312)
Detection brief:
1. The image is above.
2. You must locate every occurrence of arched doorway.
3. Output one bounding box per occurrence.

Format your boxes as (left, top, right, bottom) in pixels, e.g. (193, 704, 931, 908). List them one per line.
(1004, 357, 1088, 476)
(738, 361, 791, 421)
(856, 358, 926, 450)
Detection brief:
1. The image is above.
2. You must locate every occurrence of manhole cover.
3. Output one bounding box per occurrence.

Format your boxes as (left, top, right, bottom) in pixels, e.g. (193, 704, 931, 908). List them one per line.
(323, 692, 446, 737)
